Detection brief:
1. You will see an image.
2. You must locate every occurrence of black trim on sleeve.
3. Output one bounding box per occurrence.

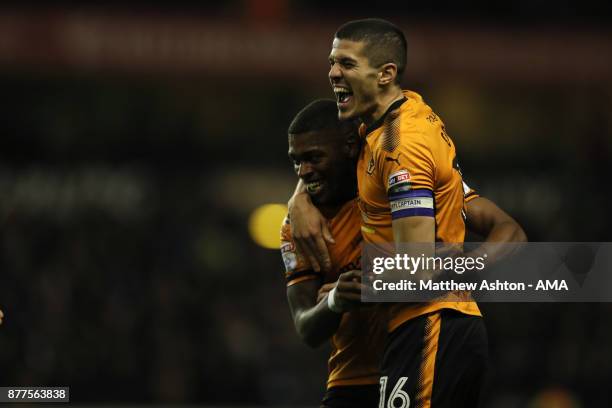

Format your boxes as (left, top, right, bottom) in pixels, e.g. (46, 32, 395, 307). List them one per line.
(286, 269, 322, 285)
(465, 191, 478, 200)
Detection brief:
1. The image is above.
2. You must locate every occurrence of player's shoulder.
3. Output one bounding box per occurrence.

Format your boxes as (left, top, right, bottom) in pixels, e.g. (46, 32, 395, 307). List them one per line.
(334, 197, 361, 225)
(369, 91, 442, 155)
(324, 198, 360, 232)
(399, 90, 443, 135)
(392, 90, 454, 155)
(374, 96, 437, 157)
(340, 196, 359, 211)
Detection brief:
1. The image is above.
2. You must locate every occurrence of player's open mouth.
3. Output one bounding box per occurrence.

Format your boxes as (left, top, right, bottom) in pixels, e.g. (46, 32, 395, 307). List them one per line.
(306, 180, 324, 195)
(333, 86, 353, 108)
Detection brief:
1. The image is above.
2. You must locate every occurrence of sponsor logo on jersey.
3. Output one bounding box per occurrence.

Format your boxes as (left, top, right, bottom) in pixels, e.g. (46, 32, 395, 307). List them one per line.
(388, 169, 411, 188)
(281, 242, 295, 253)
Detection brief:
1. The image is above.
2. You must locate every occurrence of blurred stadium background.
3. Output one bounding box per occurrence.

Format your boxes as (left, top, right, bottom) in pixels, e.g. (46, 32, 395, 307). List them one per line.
(0, 1, 611, 407)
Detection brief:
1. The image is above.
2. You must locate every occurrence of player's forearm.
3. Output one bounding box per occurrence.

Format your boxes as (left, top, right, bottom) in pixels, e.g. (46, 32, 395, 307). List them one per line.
(466, 197, 527, 243)
(482, 220, 527, 244)
(464, 196, 527, 262)
(293, 299, 342, 348)
(390, 216, 440, 282)
(467, 220, 527, 263)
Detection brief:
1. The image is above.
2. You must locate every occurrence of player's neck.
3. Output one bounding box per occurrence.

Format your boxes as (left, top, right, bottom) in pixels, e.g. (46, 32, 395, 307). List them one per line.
(363, 87, 404, 126)
(317, 203, 343, 219)
(317, 191, 357, 219)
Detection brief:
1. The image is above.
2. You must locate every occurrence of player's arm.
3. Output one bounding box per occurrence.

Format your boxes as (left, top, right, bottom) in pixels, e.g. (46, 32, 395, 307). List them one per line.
(386, 133, 438, 277)
(466, 196, 526, 243)
(392, 217, 437, 282)
(317, 282, 336, 302)
(287, 270, 364, 348)
(281, 215, 362, 347)
(0, 309, 3, 325)
(287, 179, 335, 272)
(465, 196, 527, 262)
(287, 279, 341, 348)
(393, 216, 435, 243)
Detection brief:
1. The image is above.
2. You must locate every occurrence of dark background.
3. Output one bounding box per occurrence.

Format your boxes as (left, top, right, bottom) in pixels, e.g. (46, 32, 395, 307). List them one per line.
(0, 2, 611, 407)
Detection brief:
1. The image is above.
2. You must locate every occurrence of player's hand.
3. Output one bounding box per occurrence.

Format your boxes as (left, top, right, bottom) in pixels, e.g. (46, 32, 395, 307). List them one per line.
(0, 309, 3, 325)
(288, 191, 335, 272)
(435, 243, 463, 258)
(328, 270, 368, 312)
(317, 283, 336, 303)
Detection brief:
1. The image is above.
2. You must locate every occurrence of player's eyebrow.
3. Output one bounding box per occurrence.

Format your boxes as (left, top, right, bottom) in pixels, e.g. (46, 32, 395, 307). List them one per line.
(329, 55, 357, 65)
(290, 146, 325, 160)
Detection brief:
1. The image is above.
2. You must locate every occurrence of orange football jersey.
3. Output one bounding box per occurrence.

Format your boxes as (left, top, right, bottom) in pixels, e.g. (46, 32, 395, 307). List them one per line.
(357, 90, 481, 332)
(280, 198, 385, 389)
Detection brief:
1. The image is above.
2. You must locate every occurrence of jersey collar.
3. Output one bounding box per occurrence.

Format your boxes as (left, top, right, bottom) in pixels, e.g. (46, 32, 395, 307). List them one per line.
(364, 96, 408, 135)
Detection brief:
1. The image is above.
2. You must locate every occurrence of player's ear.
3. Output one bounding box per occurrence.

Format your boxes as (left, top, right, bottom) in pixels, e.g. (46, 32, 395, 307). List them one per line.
(378, 63, 398, 86)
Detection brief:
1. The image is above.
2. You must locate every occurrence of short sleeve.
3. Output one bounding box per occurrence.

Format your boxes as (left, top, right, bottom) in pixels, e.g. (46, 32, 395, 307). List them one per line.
(462, 180, 479, 203)
(279, 216, 320, 286)
(380, 130, 435, 220)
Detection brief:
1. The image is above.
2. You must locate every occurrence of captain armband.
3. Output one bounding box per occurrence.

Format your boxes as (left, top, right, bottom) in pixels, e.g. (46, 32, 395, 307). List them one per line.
(388, 189, 434, 219)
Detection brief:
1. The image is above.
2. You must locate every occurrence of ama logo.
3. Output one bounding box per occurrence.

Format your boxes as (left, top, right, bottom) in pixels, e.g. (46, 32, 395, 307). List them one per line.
(535, 280, 568, 290)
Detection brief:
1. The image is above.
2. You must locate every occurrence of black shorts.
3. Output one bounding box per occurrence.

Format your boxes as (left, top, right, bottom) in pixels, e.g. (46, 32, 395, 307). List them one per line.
(321, 384, 380, 408)
(380, 309, 488, 408)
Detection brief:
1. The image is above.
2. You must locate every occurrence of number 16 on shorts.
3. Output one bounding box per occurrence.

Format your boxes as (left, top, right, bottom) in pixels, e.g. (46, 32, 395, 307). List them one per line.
(379, 376, 410, 408)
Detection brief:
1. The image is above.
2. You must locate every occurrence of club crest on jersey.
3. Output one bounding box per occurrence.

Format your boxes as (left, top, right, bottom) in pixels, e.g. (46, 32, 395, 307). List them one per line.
(367, 156, 375, 175)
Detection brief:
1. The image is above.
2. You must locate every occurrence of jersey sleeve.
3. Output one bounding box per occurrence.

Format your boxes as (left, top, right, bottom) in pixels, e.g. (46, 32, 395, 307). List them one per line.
(380, 128, 435, 220)
(279, 215, 320, 287)
(462, 180, 479, 203)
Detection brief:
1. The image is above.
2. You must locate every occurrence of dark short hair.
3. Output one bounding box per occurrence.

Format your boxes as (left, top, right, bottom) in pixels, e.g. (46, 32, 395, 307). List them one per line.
(288, 99, 349, 136)
(335, 18, 407, 84)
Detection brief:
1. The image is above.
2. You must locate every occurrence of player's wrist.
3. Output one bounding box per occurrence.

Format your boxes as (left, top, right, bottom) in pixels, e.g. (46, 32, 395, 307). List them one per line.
(288, 191, 311, 215)
(326, 287, 343, 313)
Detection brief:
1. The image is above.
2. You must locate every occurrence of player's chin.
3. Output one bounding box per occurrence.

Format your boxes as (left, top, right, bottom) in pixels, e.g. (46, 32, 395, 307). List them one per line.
(337, 105, 355, 121)
(310, 189, 330, 206)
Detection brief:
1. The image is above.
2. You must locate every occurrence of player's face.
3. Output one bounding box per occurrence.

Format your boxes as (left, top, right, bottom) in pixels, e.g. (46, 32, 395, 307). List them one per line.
(329, 38, 380, 121)
(288, 129, 356, 206)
